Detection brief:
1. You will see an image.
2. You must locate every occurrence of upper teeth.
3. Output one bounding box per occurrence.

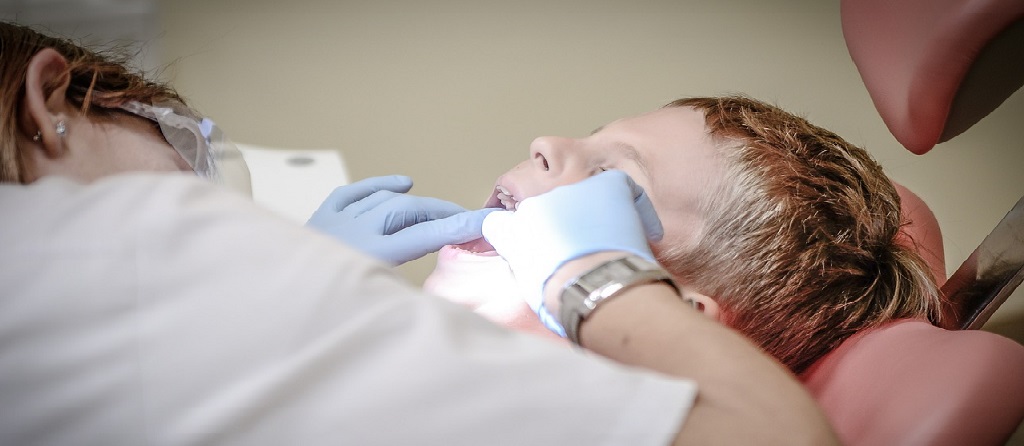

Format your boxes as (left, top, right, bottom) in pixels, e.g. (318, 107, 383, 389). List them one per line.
(496, 185, 518, 211)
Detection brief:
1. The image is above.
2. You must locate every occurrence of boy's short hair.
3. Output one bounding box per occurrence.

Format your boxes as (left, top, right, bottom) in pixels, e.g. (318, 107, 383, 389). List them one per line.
(657, 96, 941, 374)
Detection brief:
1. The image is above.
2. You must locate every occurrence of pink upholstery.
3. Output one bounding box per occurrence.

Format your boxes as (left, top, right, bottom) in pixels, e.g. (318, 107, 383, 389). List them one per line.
(806, 184, 1024, 444)
(841, 0, 1024, 154)
(893, 181, 947, 287)
(801, 319, 1024, 446)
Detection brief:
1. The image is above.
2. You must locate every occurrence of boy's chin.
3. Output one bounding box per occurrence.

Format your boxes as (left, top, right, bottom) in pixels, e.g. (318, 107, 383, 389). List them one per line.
(452, 237, 498, 255)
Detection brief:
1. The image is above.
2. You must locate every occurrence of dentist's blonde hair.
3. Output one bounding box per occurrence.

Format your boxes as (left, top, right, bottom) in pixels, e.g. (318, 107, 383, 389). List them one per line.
(657, 96, 941, 374)
(0, 22, 188, 183)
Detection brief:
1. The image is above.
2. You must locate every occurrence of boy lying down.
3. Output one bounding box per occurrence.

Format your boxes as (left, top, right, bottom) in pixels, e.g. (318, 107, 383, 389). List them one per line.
(425, 95, 945, 375)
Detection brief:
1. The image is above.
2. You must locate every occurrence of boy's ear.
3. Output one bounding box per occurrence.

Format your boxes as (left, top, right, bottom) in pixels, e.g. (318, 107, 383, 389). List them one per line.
(681, 288, 722, 321)
(20, 48, 72, 158)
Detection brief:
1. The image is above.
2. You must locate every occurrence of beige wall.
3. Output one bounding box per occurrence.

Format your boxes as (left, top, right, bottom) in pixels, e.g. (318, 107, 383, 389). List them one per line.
(156, 0, 1024, 333)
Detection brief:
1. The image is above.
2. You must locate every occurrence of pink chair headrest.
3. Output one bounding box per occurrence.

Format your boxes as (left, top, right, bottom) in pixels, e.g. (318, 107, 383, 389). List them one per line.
(802, 319, 1024, 445)
(841, 0, 1024, 154)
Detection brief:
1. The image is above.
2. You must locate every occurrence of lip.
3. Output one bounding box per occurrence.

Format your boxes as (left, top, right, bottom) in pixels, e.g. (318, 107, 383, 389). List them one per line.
(485, 175, 526, 211)
(483, 188, 502, 209)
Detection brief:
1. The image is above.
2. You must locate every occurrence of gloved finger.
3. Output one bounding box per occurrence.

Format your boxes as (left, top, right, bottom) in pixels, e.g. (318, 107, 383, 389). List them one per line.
(342, 189, 404, 216)
(367, 194, 471, 235)
(481, 210, 515, 251)
(316, 175, 414, 213)
(618, 172, 665, 242)
(381, 208, 500, 263)
(388, 207, 497, 244)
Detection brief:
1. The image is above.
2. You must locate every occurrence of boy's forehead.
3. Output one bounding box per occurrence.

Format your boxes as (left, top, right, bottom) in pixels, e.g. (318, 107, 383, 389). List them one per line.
(592, 107, 710, 156)
(595, 107, 705, 135)
(622, 107, 722, 195)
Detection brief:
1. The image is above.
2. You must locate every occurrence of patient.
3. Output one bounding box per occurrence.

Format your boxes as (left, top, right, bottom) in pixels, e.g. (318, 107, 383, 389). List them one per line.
(426, 96, 943, 375)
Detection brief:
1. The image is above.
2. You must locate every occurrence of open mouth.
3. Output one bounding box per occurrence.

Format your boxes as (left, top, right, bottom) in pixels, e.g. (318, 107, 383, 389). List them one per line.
(495, 185, 519, 211)
(485, 183, 521, 211)
(456, 183, 521, 255)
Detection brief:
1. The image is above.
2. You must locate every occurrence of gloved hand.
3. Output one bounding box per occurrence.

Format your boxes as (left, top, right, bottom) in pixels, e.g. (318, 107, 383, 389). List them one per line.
(481, 170, 664, 335)
(308, 175, 496, 265)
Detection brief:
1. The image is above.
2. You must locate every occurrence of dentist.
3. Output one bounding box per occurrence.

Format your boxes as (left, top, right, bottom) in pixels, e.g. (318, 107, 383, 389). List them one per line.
(0, 21, 835, 445)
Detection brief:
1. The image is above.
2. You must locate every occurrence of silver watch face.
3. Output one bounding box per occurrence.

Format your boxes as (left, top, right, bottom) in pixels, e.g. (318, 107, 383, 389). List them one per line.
(558, 255, 676, 344)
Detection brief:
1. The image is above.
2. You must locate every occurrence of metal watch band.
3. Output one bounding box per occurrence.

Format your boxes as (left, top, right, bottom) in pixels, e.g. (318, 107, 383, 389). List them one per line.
(558, 255, 680, 345)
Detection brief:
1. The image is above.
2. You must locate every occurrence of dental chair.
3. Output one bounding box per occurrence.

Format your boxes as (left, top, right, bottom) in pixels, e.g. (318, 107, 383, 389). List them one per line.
(800, 1, 1024, 444)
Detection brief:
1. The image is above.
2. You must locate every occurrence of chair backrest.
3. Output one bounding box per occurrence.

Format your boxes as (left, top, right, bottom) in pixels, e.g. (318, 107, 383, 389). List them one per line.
(805, 183, 1024, 445)
(893, 181, 947, 287)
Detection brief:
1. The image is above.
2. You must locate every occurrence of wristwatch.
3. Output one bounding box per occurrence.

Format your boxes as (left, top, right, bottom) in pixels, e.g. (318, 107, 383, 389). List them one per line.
(558, 255, 681, 345)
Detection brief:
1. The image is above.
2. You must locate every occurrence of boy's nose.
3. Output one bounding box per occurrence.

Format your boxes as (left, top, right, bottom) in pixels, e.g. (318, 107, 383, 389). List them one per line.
(528, 136, 572, 176)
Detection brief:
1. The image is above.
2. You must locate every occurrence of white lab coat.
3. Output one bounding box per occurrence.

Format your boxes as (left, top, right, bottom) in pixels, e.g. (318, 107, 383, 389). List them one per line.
(0, 174, 695, 446)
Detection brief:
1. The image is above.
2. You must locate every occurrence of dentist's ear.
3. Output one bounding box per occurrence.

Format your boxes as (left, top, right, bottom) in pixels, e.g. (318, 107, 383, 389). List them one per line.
(680, 287, 721, 320)
(20, 48, 72, 158)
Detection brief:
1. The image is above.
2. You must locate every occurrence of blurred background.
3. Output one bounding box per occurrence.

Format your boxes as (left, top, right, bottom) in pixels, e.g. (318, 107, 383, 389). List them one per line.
(3, 0, 1022, 343)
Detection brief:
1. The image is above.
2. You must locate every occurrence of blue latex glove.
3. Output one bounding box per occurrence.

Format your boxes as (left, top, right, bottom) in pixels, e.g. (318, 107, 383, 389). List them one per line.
(481, 170, 664, 335)
(308, 175, 496, 265)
